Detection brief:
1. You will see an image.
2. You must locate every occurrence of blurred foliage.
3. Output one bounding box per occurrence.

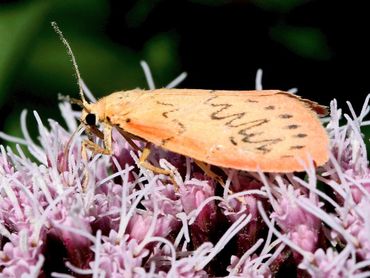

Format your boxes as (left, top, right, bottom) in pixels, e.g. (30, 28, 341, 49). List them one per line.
(0, 1, 48, 105)
(125, 0, 161, 28)
(270, 25, 332, 60)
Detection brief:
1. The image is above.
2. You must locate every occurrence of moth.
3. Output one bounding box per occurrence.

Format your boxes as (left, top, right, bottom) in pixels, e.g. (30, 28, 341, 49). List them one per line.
(52, 22, 329, 180)
(81, 89, 329, 174)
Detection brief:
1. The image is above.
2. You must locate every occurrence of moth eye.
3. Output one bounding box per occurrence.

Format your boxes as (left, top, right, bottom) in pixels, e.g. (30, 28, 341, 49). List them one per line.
(85, 113, 96, 126)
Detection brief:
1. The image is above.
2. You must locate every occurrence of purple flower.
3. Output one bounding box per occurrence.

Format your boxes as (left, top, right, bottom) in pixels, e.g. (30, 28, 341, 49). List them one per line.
(227, 255, 271, 277)
(0, 232, 44, 277)
(179, 177, 218, 248)
(126, 213, 178, 242)
(1, 65, 370, 276)
(93, 231, 150, 276)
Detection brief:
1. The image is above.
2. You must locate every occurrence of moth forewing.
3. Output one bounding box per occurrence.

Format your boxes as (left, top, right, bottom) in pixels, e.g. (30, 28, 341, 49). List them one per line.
(87, 89, 329, 173)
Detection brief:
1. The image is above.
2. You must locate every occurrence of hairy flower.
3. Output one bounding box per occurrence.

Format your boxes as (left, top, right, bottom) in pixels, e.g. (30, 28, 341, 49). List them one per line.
(1, 66, 370, 277)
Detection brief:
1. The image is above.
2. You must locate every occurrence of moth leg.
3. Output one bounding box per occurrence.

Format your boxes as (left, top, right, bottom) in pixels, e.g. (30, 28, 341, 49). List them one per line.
(80, 141, 91, 191)
(118, 129, 178, 189)
(85, 125, 104, 140)
(194, 160, 245, 204)
(103, 124, 113, 154)
(83, 124, 113, 155)
(116, 128, 142, 152)
(194, 159, 225, 187)
(83, 139, 111, 155)
(139, 143, 178, 191)
(81, 124, 110, 189)
(80, 139, 110, 191)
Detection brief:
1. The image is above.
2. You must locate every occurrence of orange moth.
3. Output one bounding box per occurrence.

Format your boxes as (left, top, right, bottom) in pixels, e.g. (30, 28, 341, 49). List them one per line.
(83, 89, 329, 173)
(52, 22, 329, 175)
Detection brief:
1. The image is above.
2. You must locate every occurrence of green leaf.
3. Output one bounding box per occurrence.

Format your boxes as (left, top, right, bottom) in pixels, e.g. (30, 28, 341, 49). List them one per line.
(0, 1, 49, 106)
(270, 25, 332, 60)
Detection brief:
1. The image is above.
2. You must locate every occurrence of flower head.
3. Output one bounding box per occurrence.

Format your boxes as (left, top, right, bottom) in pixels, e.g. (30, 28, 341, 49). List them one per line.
(1, 65, 370, 277)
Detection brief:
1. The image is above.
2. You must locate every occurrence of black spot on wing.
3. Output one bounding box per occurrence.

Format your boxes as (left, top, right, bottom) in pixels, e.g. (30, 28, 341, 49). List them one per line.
(156, 101, 174, 106)
(286, 124, 300, 129)
(279, 114, 293, 119)
(230, 136, 238, 146)
(245, 99, 258, 103)
(281, 155, 294, 158)
(204, 95, 219, 104)
(162, 109, 179, 118)
(256, 144, 271, 154)
(294, 133, 307, 138)
(120, 112, 130, 117)
(161, 136, 174, 146)
(172, 119, 186, 135)
(290, 145, 305, 150)
(264, 105, 275, 110)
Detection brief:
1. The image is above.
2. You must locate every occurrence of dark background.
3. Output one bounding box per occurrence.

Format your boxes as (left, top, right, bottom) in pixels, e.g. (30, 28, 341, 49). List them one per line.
(0, 0, 369, 141)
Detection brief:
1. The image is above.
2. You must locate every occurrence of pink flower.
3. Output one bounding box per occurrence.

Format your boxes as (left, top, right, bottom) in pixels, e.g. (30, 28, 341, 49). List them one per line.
(299, 247, 359, 277)
(179, 176, 218, 248)
(218, 173, 266, 255)
(1, 64, 370, 276)
(111, 129, 137, 179)
(49, 204, 93, 268)
(94, 231, 150, 276)
(166, 259, 208, 278)
(344, 168, 370, 203)
(290, 224, 318, 253)
(126, 213, 178, 243)
(227, 255, 271, 277)
(0, 233, 44, 277)
(271, 186, 320, 233)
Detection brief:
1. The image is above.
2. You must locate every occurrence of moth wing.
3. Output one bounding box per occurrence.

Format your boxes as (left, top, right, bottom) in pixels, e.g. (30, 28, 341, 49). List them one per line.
(106, 89, 329, 172)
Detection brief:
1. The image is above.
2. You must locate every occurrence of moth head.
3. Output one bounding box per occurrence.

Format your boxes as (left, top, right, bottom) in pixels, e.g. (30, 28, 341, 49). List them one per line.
(80, 99, 106, 126)
(80, 106, 104, 140)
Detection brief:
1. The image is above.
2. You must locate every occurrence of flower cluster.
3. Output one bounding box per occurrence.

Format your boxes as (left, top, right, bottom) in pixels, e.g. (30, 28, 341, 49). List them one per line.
(1, 67, 370, 277)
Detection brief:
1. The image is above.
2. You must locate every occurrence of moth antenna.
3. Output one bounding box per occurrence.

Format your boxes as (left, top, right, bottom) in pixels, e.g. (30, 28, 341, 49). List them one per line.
(51, 22, 88, 108)
(58, 94, 84, 108)
(69, 98, 85, 107)
(80, 79, 97, 102)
